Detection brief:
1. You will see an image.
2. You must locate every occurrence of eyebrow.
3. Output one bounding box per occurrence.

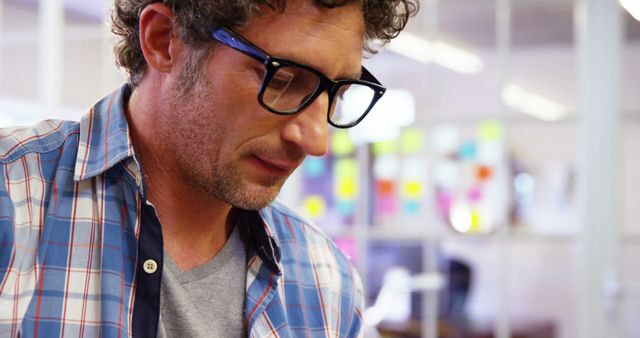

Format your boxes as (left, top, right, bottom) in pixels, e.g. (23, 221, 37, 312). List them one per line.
(212, 27, 365, 82)
(337, 67, 363, 81)
(346, 68, 363, 80)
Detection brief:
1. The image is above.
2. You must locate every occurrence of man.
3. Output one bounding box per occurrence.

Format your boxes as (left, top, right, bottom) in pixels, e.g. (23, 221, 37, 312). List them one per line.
(0, 0, 417, 337)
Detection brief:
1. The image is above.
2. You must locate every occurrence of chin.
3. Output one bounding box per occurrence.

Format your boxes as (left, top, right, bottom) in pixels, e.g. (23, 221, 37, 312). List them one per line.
(201, 162, 287, 210)
(226, 193, 278, 210)
(220, 182, 283, 211)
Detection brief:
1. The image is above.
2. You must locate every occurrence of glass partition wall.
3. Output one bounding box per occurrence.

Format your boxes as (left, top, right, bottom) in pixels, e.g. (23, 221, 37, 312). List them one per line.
(281, 1, 639, 338)
(621, 3, 640, 337)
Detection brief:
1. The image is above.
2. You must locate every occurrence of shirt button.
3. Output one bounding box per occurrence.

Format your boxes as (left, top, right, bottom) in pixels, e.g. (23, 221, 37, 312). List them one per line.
(135, 173, 143, 187)
(143, 259, 158, 274)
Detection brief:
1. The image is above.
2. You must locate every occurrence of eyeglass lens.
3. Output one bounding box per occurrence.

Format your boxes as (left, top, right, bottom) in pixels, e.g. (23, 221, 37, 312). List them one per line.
(262, 65, 377, 127)
(263, 66, 321, 111)
(330, 85, 376, 126)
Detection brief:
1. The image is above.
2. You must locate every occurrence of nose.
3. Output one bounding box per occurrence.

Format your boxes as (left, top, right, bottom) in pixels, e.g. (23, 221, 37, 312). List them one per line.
(280, 93, 330, 157)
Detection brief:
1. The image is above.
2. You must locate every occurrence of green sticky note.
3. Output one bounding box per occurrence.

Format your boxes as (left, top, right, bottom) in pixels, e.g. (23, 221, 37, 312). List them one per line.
(331, 130, 354, 156)
(334, 159, 358, 180)
(372, 139, 397, 156)
(479, 120, 504, 141)
(400, 128, 423, 154)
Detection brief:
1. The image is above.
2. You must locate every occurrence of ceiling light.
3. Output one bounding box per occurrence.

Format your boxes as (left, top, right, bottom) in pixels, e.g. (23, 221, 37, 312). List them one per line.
(387, 32, 484, 74)
(620, 0, 640, 21)
(501, 83, 569, 122)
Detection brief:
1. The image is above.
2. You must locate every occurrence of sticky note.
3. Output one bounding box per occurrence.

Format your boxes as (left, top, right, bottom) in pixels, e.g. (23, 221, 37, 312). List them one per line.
(331, 130, 355, 156)
(303, 195, 326, 218)
(400, 128, 423, 154)
(479, 120, 503, 141)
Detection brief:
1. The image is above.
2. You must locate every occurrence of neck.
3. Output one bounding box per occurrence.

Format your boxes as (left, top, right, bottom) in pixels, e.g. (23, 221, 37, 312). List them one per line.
(126, 83, 233, 271)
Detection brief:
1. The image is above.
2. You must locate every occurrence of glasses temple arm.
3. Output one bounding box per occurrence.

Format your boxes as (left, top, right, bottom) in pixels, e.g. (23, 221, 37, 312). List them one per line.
(211, 27, 269, 63)
(360, 66, 383, 85)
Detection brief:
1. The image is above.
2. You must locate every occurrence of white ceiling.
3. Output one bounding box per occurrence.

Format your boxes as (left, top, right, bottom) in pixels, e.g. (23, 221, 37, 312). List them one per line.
(407, 0, 640, 49)
(5, 0, 640, 48)
(1, 0, 638, 122)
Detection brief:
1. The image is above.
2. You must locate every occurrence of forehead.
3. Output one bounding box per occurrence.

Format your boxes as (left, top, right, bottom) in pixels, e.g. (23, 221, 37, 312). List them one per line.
(238, 2, 366, 79)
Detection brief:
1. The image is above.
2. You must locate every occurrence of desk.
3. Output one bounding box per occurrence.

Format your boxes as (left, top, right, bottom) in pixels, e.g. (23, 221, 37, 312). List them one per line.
(377, 319, 555, 338)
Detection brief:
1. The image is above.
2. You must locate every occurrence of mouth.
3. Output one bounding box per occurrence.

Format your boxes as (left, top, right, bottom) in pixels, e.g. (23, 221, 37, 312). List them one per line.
(249, 155, 300, 178)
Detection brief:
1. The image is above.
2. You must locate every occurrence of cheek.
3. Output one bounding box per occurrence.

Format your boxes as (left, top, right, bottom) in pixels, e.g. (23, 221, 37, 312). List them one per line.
(176, 66, 284, 152)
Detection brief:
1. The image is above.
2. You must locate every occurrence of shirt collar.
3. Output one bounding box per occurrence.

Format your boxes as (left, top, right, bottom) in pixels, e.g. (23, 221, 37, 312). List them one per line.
(239, 207, 283, 275)
(74, 84, 136, 181)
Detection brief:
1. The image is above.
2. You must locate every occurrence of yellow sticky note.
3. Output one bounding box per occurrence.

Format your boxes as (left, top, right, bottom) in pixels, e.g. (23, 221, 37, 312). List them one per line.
(470, 209, 482, 232)
(336, 179, 357, 199)
(303, 196, 326, 218)
(403, 181, 422, 198)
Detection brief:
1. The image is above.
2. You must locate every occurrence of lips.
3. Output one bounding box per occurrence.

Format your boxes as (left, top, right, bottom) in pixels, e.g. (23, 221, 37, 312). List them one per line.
(250, 155, 301, 177)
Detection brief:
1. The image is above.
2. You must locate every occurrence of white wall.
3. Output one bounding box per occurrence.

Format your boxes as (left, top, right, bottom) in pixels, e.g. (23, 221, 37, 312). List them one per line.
(0, 2, 123, 125)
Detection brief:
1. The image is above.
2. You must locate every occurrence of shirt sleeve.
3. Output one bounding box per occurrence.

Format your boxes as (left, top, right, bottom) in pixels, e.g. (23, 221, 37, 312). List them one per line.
(0, 159, 33, 335)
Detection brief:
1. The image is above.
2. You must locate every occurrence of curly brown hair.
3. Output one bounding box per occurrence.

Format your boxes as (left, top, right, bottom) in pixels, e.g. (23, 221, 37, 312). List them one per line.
(111, 0, 419, 86)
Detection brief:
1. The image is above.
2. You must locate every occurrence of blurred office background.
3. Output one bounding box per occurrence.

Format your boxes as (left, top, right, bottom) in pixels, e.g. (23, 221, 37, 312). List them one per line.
(1, 0, 639, 337)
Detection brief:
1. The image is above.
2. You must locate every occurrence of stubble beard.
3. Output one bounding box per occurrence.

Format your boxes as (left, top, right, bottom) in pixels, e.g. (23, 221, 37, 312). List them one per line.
(203, 159, 288, 210)
(167, 60, 290, 210)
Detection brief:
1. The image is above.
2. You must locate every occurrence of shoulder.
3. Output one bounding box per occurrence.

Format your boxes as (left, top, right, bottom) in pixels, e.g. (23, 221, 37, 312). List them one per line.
(0, 119, 80, 165)
(0, 120, 81, 210)
(261, 200, 364, 290)
(260, 201, 365, 336)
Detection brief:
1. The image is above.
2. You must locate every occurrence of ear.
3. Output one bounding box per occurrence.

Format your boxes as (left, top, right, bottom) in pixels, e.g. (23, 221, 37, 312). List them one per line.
(139, 3, 183, 73)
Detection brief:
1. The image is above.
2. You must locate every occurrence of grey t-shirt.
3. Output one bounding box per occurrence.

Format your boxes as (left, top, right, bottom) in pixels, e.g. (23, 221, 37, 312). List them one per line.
(157, 226, 247, 338)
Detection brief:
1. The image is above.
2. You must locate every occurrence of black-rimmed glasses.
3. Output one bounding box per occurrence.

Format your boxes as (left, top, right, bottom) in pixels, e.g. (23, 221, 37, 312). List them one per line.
(211, 27, 386, 128)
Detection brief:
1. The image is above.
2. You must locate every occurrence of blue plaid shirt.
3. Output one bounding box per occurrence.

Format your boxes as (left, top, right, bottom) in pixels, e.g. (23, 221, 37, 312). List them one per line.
(0, 85, 364, 338)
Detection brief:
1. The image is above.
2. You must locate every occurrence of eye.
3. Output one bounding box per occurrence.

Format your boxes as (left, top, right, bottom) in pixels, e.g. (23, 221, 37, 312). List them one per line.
(337, 84, 352, 99)
(269, 70, 295, 91)
(249, 64, 266, 84)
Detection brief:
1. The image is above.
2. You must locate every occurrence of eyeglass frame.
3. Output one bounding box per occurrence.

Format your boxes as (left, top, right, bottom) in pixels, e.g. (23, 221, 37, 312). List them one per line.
(210, 26, 387, 128)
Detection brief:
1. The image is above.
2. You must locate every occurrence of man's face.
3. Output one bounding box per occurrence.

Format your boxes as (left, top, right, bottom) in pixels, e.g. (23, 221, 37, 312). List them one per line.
(157, 2, 365, 209)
